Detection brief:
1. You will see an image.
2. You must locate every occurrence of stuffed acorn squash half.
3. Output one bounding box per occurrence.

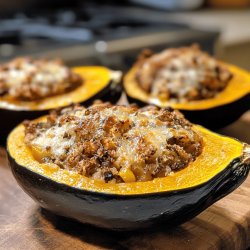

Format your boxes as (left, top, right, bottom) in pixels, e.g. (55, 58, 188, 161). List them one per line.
(0, 57, 121, 140)
(7, 102, 250, 231)
(124, 45, 250, 129)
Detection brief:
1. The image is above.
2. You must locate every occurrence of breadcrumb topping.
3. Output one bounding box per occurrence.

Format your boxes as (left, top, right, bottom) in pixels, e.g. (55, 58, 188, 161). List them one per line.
(0, 57, 82, 101)
(24, 102, 203, 183)
(135, 45, 233, 102)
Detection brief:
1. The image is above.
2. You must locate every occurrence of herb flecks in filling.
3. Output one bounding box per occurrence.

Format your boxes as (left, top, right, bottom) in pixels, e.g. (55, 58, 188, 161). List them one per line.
(0, 57, 82, 101)
(136, 45, 233, 102)
(24, 102, 203, 183)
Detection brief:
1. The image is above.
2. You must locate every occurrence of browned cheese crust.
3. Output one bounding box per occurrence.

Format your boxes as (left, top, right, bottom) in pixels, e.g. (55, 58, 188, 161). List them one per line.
(24, 102, 203, 183)
(0, 57, 82, 101)
(135, 45, 233, 102)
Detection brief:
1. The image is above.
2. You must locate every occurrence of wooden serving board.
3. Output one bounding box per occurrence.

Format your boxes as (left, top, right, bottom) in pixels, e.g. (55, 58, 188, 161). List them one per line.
(0, 111, 250, 250)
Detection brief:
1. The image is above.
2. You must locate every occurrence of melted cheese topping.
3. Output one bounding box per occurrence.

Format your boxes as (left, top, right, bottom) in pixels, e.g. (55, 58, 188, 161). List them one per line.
(0, 57, 82, 100)
(24, 103, 203, 183)
(136, 45, 232, 102)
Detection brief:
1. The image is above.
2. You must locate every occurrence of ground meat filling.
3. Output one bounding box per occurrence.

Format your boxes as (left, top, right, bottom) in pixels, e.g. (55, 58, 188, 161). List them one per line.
(0, 57, 82, 101)
(24, 102, 203, 183)
(135, 45, 233, 102)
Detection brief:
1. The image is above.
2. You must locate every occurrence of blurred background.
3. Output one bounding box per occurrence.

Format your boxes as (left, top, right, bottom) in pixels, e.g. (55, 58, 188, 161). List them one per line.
(0, 0, 250, 71)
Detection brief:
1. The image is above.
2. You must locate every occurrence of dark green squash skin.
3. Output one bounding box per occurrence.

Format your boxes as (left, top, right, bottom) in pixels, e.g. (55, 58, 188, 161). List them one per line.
(0, 79, 122, 144)
(126, 93, 250, 130)
(7, 148, 249, 231)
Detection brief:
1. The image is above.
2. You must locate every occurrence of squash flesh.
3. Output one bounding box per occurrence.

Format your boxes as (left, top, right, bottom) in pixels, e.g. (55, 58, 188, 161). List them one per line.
(8, 120, 243, 195)
(124, 63, 250, 110)
(30, 145, 51, 162)
(118, 168, 136, 183)
(0, 66, 111, 111)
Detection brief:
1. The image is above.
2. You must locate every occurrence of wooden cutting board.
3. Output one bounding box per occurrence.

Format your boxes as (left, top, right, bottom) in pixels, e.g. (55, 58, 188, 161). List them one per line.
(0, 111, 250, 250)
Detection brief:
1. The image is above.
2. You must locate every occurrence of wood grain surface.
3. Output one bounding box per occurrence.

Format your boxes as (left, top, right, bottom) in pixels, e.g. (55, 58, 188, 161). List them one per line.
(0, 111, 250, 250)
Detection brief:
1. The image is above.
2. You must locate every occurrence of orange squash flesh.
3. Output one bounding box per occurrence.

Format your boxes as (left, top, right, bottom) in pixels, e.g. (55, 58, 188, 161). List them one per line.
(8, 119, 243, 195)
(124, 63, 250, 110)
(0, 66, 111, 111)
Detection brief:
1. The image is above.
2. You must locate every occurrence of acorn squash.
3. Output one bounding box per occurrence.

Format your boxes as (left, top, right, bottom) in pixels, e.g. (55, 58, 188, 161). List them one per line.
(0, 66, 121, 142)
(7, 118, 250, 231)
(124, 63, 250, 129)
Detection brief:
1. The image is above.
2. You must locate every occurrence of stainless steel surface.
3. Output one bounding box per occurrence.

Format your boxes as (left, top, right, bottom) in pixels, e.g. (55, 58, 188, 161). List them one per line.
(0, 4, 219, 69)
